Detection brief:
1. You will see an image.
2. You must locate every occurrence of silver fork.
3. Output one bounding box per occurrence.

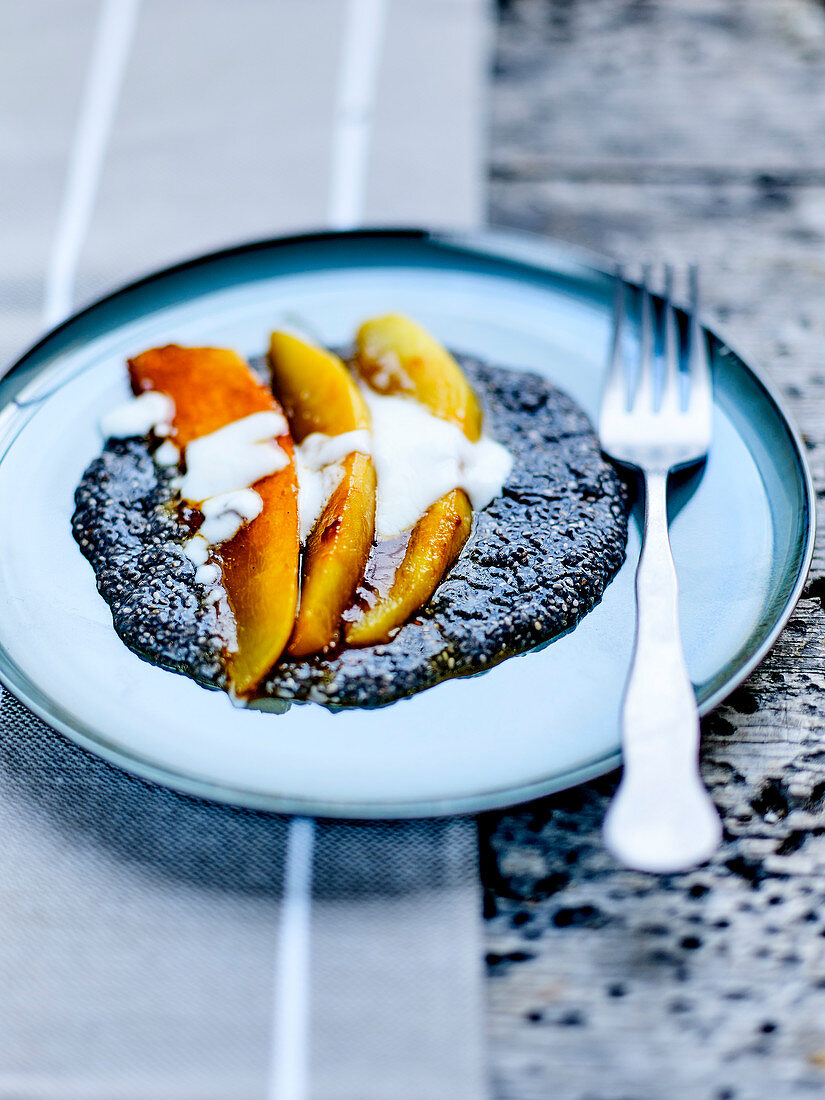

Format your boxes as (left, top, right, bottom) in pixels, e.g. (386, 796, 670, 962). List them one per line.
(600, 265, 722, 873)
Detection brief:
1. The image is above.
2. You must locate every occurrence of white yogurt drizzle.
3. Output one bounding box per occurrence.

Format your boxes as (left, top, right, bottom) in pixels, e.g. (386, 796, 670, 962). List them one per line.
(178, 411, 289, 501)
(98, 398, 292, 609)
(293, 429, 371, 543)
(182, 489, 265, 580)
(175, 412, 289, 590)
(361, 390, 513, 540)
(100, 390, 174, 439)
(154, 439, 179, 466)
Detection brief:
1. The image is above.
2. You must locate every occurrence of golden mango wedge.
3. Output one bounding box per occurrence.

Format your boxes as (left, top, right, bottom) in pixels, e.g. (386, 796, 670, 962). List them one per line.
(270, 330, 370, 437)
(128, 344, 300, 695)
(354, 314, 482, 442)
(345, 317, 479, 646)
(344, 489, 472, 646)
(268, 331, 376, 656)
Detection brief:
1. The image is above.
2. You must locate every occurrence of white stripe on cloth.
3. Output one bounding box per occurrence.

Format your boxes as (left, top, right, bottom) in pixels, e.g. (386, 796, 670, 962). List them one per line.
(268, 4, 388, 1097)
(268, 817, 316, 1100)
(328, 0, 389, 229)
(41, 0, 140, 329)
(271, 4, 387, 1095)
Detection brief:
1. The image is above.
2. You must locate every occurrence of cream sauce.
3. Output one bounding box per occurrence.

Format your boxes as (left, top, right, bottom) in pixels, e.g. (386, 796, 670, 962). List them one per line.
(100, 391, 175, 439)
(178, 411, 289, 502)
(293, 429, 371, 543)
(194, 563, 221, 586)
(172, 414, 287, 592)
(154, 440, 180, 467)
(183, 535, 210, 566)
(362, 390, 513, 540)
(198, 489, 263, 544)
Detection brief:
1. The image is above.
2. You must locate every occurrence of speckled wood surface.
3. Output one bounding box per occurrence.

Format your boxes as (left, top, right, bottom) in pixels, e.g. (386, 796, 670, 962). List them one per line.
(484, 3, 825, 1097)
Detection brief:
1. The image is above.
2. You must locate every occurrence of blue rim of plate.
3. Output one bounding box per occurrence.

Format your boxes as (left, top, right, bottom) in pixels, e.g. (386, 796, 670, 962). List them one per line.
(0, 227, 816, 818)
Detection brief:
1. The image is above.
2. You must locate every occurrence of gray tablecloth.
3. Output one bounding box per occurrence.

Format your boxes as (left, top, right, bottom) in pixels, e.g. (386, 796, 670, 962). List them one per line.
(0, 1, 489, 1095)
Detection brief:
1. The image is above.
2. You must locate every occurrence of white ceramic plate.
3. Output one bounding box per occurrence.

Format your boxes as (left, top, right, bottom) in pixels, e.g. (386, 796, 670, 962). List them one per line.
(0, 230, 813, 816)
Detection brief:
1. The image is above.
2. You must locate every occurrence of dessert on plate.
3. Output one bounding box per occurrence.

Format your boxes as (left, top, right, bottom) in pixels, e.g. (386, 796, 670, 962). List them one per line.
(73, 315, 628, 708)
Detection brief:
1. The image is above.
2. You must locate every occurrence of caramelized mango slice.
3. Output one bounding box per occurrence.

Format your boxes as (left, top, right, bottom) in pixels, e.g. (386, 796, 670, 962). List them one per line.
(354, 314, 482, 442)
(269, 330, 370, 437)
(345, 489, 472, 646)
(345, 317, 479, 646)
(291, 451, 377, 656)
(128, 344, 299, 694)
(268, 332, 376, 656)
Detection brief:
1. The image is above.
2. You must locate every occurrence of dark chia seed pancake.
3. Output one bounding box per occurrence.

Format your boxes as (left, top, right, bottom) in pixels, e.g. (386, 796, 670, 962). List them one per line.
(72, 355, 628, 708)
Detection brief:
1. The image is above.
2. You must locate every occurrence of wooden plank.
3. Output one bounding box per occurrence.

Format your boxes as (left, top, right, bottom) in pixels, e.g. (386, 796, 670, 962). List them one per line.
(486, 1, 825, 1096)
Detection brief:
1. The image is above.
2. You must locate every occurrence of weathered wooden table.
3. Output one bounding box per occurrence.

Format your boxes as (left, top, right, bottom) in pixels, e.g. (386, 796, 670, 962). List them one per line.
(484, 3, 825, 1097)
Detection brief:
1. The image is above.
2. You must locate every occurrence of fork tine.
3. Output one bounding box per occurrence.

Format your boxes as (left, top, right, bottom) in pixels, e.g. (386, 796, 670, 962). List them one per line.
(600, 266, 629, 417)
(634, 264, 655, 411)
(661, 264, 681, 412)
(686, 265, 712, 418)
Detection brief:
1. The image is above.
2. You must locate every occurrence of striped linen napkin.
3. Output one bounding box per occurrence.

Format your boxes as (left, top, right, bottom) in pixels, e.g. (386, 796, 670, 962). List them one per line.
(0, 1, 489, 1095)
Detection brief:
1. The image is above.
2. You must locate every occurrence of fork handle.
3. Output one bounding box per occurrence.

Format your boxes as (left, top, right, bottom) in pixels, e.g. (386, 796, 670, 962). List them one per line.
(603, 470, 722, 873)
